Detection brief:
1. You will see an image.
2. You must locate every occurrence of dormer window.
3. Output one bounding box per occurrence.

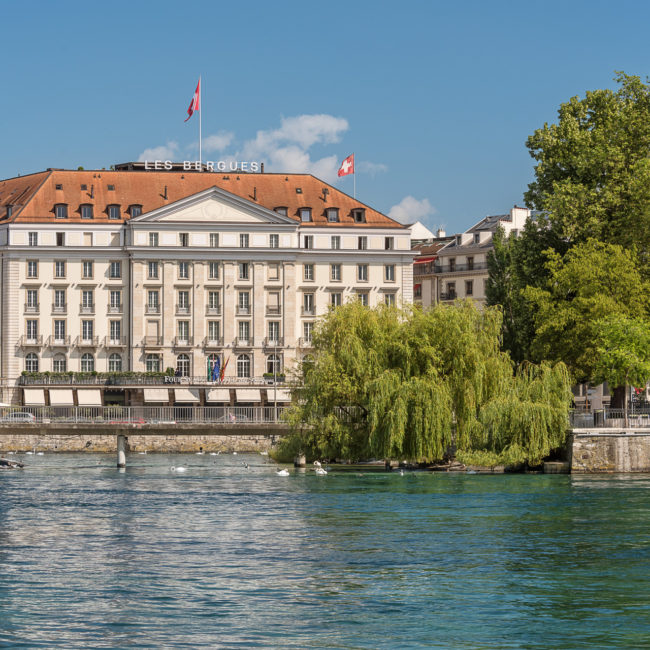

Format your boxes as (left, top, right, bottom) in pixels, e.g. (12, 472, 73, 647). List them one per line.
(352, 208, 366, 223)
(54, 204, 68, 219)
(80, 204, 94, 219)
(473, 233, 480, 244)
(326, 208, 339, 222)
(129, 204, 142, 217)
(456, 235, 462, 245)
(108, 205, 121, 220)
(274, 207, 288, 216)
(55, 184, 63, 190)
(6, 205, 13, 218)
(299, 208, 312, 222)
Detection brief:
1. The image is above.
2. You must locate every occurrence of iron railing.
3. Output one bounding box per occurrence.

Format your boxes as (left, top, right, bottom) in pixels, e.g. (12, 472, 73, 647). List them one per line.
(18, 375, 287, 386)
(0, 405, 289, 425)
(571, 408, 650, 428)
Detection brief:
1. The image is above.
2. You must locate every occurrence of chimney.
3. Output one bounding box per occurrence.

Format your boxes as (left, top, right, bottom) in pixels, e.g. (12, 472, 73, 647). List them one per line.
(436, 228, 446, 238)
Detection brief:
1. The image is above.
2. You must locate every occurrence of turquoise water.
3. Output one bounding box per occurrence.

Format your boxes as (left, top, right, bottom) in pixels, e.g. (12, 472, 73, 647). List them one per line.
(1, 453, 649, 648)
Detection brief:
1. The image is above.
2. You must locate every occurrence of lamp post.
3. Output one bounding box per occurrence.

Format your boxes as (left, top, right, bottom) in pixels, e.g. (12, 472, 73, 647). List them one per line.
(273, 338, 278, 423)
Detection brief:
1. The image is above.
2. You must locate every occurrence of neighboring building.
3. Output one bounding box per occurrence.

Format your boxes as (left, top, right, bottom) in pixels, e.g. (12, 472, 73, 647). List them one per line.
(412, 240, 451, 308)
(434, 206, 530, 305)
(0, 164, 413, 406)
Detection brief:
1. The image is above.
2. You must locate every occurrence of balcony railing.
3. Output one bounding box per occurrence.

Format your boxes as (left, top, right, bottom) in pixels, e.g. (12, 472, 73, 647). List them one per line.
(263, 337, 284, 348)
(439, 292, 457, 301)
(234, 337, 254, 347)
(202, 337, 224, 348)
(434, 262, 488, 273)
(145, 304, 160, 314)
(297, 337, 313, 347)
(104, 336, 127, 348)
(172, 336, 194, 347)
(75, 336, 99, 347)
(301, 306, 316, 316)
(236, 305, 251, 315)
(79, 303, 95, 314)
(47, 335, 71, 347)
(205, 305, 221, 316)
(107, 304, 123, 314)
(176, 304, 191, 315)
(266, 305, 282, 315)
(18, 374, 289, 387)
(52, 303, 67, 314)
(19, 335, 43, 347)
(24, 303, 39, 313)
(142, 336, 163, 347)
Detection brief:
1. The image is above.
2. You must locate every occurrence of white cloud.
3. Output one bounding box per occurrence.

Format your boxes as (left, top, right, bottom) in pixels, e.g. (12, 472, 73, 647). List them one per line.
(357, 160, 388, 175)
(137, 141, 179, 161)
(388, 196, 436, 224)
(202, 131, 234, 153)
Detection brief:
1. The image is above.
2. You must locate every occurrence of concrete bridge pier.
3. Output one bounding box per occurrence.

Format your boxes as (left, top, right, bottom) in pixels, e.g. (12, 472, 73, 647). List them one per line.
(117, 435, 126, 468)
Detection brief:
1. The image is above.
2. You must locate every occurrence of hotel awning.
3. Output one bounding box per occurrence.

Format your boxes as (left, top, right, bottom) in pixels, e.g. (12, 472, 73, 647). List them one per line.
(174, 388, 200, 403)
(49, 389, 74, 406)
(236, 388, 261, 402)
(144, 388, 169, 403)
(23, 388, 45, 406)
(268, 388, 292, 402)
(77, 389, 102, 406)
(206, 388, 231, 402)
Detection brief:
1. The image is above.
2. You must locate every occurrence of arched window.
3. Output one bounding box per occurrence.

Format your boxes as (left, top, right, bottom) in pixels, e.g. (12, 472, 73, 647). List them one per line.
(53, 354, 66, 373)
(109, 353, 122, 372)
(146, 354, 161, 372)
(237, 354, 251, 378)
(206, 354, 220, 379)
(266, 354, 281, 376)
(25, 353, 39, 372)
(81, 353, 94, 372)
(176, 354, 190, 377)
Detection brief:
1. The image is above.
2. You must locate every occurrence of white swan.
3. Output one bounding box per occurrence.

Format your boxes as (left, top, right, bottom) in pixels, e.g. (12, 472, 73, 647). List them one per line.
(313, 460, 322, 467)
(260, 451, 269, 456)
(210, 452, 217, 456)
(232, 451, 238, 456)
(37, 452, 44, 456)
(315, 467, 328, 475)
(195, 452, 204, 455)
(171, 466, 187, 472)
(276, 468, 290, 476)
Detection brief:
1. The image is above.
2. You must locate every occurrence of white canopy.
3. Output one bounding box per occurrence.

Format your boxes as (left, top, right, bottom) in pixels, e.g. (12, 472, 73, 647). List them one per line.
(144, 388, 169, 403)
(76, 389, 102, 406)
(174, 388, 200, 403)
(49, 389, 74, 406)
(206, 388, 231, 402)
(23, 389, 45, 406)
(236, 389, 261, 402)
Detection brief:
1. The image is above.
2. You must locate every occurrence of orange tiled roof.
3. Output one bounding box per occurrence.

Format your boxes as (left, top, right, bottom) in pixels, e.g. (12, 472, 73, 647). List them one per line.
(0, 168, 403, 228)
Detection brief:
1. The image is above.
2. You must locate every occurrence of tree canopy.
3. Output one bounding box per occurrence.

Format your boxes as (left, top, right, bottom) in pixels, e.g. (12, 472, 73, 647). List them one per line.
(282, 301, 572, 466)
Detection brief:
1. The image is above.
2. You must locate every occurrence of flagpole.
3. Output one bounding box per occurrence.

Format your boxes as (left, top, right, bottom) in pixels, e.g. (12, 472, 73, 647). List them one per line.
(199, 75, 202, 167)
(353, 152, 356, 199)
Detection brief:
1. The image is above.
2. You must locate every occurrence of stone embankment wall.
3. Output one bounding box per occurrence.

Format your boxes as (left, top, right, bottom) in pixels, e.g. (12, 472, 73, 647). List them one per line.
(571, 431, 650, 472)
(0, 433, 279, 454)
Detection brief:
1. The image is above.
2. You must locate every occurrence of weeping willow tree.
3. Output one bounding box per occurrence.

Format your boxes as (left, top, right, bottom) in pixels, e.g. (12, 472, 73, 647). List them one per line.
(281, 300, 572, 465)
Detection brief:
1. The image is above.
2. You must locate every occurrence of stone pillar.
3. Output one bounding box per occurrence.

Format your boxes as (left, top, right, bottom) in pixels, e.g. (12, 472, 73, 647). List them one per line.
(117, 434, 126, 468)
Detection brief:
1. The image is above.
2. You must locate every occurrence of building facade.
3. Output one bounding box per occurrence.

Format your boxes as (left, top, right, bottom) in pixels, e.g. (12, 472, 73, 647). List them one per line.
(0, 165, 413, 406)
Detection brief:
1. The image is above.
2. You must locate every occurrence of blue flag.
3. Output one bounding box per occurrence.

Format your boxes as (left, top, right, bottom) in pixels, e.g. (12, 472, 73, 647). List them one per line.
(212, 356, 221, 382)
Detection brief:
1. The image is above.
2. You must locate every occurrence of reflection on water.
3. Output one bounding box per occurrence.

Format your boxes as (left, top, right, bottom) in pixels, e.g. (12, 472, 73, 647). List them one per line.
(1, 454, 649, 648)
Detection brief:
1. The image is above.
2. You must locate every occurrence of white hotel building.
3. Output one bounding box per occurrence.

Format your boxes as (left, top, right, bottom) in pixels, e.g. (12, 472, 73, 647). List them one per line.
(0, 164, 413, 407)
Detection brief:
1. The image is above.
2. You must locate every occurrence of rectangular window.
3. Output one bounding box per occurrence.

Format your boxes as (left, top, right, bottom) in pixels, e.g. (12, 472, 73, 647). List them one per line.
(54, 290, 66, 308)
(82, 261, 93, 279)
(267, 263, 279, 280)
(110, 320, 121, 340)
(208, 321, 220, 341)
(147, 290, 159, 309)
(26, 320, 38, 339)
(54, 320, 66, 339)
(384, 236, 394, 250)
(81, 290, 93, 308)
(208, 291, 220, 310)
(28, 232, 38, 246)
(27, 261, 38, 278)
(179, 233, 189, 247)
(55, 204, 68, 219)
(465, 280, 474, 296)
(331, 292, 342, 307)
(238, 291, 250, 313)
(149, 232, 159, 247)
(299, 208, 312, 222)
(81, 205, 93, 219)
(208, 262, 220, 280)
(82, 320, 93, 340)
(55, 261, 65, 278)
(240, 233, 249, 248)
(449, 258, 456, 272)
(148, 261, 159, 279)
(130, 205, 142, 218)
(109, 261, 121, 279)
(56, 232, 65, 247)
(270, 234, 279, 249)
(210, 233, 219, 248)
(385, 264, 395, 282)
(304, 263, 314, 281)
(178, 262, 189, 279)
(238, 320, 250, 341)
(110, 290, 121, 308)
(303, 293, 314, 314)
(108, 205, 121, 220)
(326, 208, 339, 222)
(358, 236, 367, 250)
(331, 263, 341, 281)
(267, 291, 280, 314)
(26, 289, 38, 308)
(238, 262, 250, 280)
(331, 235, 341, 250)
(268, 321, 280, 342)
(357, 264, 368, 282)
(178, 290, 189, 309)
(385, 293, 396, 307)
(304, 235, 313, 249)
(358, 292, 369, 306)
(303, 321, 313, 342)
(178, 321, 190, 341)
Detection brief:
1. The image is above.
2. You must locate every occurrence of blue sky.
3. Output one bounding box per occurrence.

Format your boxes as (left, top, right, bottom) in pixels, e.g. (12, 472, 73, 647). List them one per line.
(3, 0, 650, 232)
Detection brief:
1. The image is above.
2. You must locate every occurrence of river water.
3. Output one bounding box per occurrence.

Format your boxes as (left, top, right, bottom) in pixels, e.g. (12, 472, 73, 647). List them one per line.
(0, 453, 649, 649)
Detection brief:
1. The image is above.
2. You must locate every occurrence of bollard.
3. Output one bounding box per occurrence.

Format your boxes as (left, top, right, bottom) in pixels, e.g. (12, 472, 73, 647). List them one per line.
(117, 434, 126, 468)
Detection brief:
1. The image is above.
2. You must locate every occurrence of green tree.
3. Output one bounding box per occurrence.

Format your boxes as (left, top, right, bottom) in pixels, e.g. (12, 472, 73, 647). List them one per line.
(525, 72, 650, 257)
(593, 315, 650, 425)
(523, 239, 650, 390)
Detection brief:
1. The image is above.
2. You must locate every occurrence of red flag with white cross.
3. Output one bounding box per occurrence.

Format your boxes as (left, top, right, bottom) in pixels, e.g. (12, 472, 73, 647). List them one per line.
(184, 78, 201, 122)
(338, 154, 355, 177)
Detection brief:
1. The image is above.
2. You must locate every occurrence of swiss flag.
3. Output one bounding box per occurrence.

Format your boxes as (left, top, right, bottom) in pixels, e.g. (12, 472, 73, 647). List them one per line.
(338, 154, 354, 177)
(184, 78, 201, 122)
